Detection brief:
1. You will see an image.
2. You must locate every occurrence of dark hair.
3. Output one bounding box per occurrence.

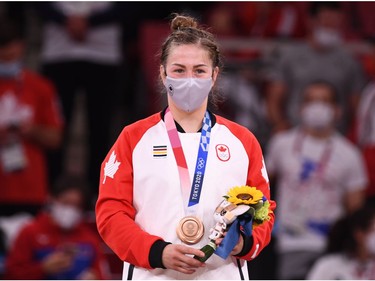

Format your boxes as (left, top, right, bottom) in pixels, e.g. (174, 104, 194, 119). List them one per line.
(309, 2, 342, 17)
(326, 205, 375, 255)
(0, 18, 23, 47)
(51, 174, 92, 210)
(302, 79, 339, 104)
(158, 13, 224, 109)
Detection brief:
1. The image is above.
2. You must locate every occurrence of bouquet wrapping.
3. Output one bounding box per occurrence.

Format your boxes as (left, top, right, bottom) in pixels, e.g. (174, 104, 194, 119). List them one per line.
(194, 185, 272, 262)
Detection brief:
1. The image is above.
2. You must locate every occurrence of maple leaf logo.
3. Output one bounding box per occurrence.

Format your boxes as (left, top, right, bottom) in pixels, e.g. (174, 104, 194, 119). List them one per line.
(103, 151, 121, 184)
(0, 91, 32, 126)
(218, 145, 227, 152)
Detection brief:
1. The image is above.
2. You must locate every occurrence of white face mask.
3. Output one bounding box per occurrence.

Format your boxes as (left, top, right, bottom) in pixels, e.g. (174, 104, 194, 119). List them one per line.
(50, 202, 82, 230)
(165, 76, 212, 113)
(313, 27, 342, 49)
(366, 231, 375, 255)
(301, 101, 335, 129)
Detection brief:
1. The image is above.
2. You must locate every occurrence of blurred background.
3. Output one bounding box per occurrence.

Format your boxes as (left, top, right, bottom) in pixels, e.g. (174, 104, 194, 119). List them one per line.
(0, 1, 375, 280)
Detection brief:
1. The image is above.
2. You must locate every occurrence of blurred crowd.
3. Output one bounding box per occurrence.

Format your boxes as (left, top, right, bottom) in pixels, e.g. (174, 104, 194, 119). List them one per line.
(0, 1, 374, 280)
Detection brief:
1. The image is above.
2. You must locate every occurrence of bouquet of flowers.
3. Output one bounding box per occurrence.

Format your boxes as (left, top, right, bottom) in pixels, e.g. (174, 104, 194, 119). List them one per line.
(194, 185, 272, 262)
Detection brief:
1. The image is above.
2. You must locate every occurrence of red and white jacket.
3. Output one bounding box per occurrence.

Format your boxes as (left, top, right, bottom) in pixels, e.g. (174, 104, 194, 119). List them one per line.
(96, 111, 276, 279)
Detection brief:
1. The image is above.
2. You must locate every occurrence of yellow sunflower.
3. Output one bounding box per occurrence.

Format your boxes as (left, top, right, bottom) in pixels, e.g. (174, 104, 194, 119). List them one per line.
(226, 186, 263, 205)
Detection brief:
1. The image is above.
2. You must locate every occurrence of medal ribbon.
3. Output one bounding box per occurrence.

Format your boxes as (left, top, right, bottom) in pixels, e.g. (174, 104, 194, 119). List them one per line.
(165, 107, 211, 214)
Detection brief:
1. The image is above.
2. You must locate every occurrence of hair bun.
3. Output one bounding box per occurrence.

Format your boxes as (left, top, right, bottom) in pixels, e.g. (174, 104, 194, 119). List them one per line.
(170, 14, 198, 31)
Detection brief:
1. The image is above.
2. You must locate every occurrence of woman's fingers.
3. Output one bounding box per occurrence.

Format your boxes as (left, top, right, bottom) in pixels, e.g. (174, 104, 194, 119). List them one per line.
(162, 244, 205, 274)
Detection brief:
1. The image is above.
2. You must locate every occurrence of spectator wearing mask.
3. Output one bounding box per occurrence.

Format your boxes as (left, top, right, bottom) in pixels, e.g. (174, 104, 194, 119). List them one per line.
(307, 204, 375, 280)
(4, 175, 110, 280)
(265, 1, 365, 135)
(0, 18, 63, 217)
(265, 80, 368, 280)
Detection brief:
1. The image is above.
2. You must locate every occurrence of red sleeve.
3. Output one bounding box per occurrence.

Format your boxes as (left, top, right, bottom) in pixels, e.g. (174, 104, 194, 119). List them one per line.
(5, 226, 45, 279)
(243, 134, 276, 260)
(216, 116, 276, 261)
(95, 114, 164, 269)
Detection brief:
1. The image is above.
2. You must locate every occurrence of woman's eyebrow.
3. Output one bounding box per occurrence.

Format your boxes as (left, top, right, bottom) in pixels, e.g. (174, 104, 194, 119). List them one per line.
(170, 63, 209, 68)
(194, 64, 209, 68)
(171, 63, 185, 67)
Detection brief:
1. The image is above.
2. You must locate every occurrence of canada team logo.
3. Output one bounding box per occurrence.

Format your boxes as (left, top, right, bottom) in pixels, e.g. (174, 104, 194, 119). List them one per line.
(216, 144, 230, 162)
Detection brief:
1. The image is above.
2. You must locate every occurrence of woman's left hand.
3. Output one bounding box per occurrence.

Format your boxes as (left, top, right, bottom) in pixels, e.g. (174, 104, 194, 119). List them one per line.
(214, 232, 244, 256)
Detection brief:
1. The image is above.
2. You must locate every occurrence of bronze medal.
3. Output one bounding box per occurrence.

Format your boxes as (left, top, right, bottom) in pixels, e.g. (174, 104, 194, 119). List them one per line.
(176, 216, 204, 245)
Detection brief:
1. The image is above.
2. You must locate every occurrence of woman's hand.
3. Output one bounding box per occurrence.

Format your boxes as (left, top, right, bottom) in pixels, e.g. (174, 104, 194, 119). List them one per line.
(162, 244, 206, 274)
(214, 232, 244, 256)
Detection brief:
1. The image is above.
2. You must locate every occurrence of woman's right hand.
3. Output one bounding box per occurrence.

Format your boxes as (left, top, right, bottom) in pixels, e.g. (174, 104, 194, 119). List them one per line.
(162, 244, 206, 274)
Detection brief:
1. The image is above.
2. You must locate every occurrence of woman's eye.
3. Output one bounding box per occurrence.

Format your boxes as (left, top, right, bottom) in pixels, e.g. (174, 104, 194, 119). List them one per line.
(173, 69, 184, 73)
(196, 69, 206, 74)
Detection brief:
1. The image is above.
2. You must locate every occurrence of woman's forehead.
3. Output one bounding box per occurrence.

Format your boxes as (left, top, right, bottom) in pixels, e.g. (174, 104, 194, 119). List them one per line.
(167, 44, 211, 64)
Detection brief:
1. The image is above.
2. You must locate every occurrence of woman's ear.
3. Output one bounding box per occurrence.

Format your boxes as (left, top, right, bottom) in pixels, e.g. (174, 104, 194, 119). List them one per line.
(212, 66, 219, 85)
(160, 65, 166, 85)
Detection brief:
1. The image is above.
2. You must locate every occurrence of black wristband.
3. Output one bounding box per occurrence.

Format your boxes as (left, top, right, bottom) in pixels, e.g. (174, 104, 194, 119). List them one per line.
(149, 240, 171, 269)
(234, 232, 254, 257)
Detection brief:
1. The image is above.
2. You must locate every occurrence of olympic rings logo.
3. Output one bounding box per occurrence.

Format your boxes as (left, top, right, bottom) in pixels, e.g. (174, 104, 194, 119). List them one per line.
(197, 158, 205, 169)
